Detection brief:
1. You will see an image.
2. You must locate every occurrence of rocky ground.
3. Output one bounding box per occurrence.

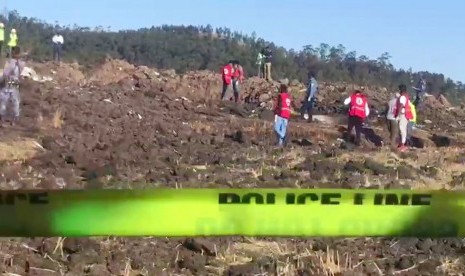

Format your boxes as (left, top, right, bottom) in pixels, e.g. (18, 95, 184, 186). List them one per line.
(0, 59, 465, 275)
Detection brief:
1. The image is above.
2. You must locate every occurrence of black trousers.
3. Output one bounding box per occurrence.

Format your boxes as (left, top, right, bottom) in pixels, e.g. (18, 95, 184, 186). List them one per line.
(347, 115, 363, 145)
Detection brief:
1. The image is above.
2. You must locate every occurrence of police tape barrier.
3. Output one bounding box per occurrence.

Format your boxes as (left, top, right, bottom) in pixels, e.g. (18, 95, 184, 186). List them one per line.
(0, 188, 463, 237)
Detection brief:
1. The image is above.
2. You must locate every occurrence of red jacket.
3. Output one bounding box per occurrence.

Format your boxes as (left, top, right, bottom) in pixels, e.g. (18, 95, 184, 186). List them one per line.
(349, 93, 367, 119)
(232, 65, 244, 82)
(274, 92, 291, 119)
(222, 64, 233, 85)
(394, 93, 413, 120)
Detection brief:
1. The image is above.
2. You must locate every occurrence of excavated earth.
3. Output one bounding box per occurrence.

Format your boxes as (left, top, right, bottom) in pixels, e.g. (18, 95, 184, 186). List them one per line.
(1, 60, 465, 275)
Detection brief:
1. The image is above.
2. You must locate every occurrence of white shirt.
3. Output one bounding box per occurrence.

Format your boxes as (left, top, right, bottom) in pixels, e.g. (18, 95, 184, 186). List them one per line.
(397, 95, 408, 115)
(52, 35, 64, 44)
(344, 96, 370, 117)
(386, 96, 399, 120)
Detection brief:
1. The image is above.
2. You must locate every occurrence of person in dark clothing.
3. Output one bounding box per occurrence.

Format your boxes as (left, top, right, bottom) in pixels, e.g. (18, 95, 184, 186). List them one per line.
(301, 72, 318, 121)
(412, 76, 426, 108)
(261, 46, 273, 81)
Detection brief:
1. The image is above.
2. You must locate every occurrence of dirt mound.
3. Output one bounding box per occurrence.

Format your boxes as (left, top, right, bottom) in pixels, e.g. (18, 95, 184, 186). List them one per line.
(424, 94, 452, 109)
(88, 58, 135, 85)
(29, 61, 86, 85)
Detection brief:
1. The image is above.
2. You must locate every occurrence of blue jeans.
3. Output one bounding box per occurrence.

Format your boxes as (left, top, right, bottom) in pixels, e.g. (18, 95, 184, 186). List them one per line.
(274, 116, 288, 146)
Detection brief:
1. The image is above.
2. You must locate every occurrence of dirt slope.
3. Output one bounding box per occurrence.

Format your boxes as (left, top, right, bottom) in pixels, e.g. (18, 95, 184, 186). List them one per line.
(0, 60, 465, 275)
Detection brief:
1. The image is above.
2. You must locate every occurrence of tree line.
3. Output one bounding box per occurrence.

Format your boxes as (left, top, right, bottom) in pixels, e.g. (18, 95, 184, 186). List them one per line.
(4, 10, 465, 103)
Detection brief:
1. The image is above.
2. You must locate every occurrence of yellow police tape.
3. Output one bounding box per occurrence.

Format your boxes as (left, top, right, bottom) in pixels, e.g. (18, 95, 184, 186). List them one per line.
(0, 188, 463, 237)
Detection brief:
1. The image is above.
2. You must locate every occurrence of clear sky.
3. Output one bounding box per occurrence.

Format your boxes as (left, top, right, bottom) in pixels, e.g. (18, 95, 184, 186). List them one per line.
(6, 0, 465, 82)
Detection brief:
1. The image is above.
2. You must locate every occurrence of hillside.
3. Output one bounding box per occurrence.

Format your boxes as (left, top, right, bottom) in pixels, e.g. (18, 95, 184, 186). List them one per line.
(0, 57, 462, 274)
(3, 10, 465, 103)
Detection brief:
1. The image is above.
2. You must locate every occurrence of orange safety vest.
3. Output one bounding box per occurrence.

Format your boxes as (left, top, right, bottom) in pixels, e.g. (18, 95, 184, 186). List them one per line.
(394, 94, 413, 120)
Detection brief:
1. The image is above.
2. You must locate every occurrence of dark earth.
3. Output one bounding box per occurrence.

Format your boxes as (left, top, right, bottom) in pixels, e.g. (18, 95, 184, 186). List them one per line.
(1, 60, 465, 275)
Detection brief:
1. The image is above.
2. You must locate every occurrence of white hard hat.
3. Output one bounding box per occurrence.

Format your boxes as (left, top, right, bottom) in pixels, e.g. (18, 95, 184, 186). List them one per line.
(11, 28, 16, 33)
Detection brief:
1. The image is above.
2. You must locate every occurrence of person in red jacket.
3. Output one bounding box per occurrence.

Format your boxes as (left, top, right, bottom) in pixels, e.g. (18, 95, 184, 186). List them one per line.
(220, 60, 234, 101)
(231, 60, 244, 103)
(394, 84, 414, 152)
(274, 84, 292, 146)
(343, 90, 370, 146)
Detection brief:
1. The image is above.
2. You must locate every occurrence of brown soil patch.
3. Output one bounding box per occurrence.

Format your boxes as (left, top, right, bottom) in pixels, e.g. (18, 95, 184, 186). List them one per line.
(0, 60, 464, 275)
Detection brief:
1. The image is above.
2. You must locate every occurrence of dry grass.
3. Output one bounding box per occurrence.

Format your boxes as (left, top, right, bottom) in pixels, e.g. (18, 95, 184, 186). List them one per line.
(52, 109, 64, 129)
(0, 138, 42, 161)
(437, 256, 465, 275)
(191, 120, 213, 133)
(276, 148, 306, 169)
(214, 240, 354, 276)
(291, 124, 341, 142)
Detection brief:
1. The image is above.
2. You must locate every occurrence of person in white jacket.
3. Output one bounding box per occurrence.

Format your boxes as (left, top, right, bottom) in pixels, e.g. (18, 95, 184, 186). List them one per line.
(52, 33, 64, 63)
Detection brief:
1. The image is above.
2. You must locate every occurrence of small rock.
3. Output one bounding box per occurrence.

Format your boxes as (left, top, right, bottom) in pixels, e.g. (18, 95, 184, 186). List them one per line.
(343, 160, 365, 173)
(396, 166, 415, 180)
(255, 256, 275, 269)
(210, 134, 225, 145)
(278, 78, 289, 85)
(364, 261, 381, 274)
(41, 136, 56, 150)
(182, 238, 216, 256)
(396, 256, 414, 270)
(226, 262, 261, 276)
(416, 238, 434, 251)
(177, 253, 207, 274)
(431, 134, 451, 147)
(89, 264, 111, 276)
(299, 138, 313, 146)
(258, 93, 272, 103)
(233, 130, 251, 145)
(259, 109, 275, 121)
(340, 141, 355, 151)
(364, 158, 392, 175)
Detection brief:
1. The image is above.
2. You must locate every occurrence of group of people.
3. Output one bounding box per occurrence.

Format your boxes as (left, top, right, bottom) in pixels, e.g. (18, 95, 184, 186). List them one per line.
(256, 46, 273, 81)
(271, 78, 423, 152)
(271, 82, 421, 151)
(0, 22, 18, 57)
(0, 22, 64, 63)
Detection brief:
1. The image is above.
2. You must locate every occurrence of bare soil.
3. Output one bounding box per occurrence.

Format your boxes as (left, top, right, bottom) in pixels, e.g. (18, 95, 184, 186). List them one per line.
(1, 60, 465, 275)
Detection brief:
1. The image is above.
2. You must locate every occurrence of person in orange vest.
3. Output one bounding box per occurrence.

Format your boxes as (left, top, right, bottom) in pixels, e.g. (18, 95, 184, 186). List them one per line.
(273, 84, 292, 146)
(343, 90, 370, 146)
(220, 60, 234, 101)
(231, 60, 244, 103)
(393, 84, 414, 152)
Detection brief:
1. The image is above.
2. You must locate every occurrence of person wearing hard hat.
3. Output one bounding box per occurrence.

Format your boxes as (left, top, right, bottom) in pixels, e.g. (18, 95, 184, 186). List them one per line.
(0, 46, 25, 125)
(0, 23, 4, 56)
(7, 28, 17, 57)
